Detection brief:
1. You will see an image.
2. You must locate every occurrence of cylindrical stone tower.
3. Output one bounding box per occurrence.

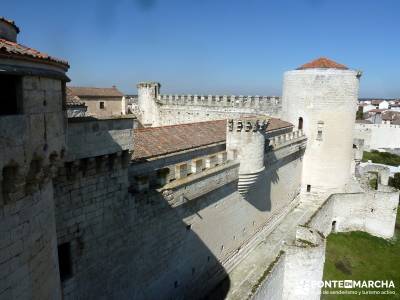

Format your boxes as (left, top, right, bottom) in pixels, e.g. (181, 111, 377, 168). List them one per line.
(226, 118, 268, 196)
(0, 17, 69, 299)
(282, 57, 361, 194)
(137, 82, 161, 127)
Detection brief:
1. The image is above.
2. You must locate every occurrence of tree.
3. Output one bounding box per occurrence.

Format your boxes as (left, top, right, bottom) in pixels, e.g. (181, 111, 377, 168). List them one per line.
(356, 110, 364, 120)
(389, 173, 400, 189)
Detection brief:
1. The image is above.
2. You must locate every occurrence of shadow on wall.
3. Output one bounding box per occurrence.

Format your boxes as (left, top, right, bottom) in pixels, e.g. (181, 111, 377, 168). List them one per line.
(104, 187, 232, 299)
(55, 124, 231, 299)
(245, 147, 303, 212)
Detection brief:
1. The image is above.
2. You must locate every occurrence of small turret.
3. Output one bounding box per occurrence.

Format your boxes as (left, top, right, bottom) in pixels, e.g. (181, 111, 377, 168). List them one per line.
(226, 117, 269, 197)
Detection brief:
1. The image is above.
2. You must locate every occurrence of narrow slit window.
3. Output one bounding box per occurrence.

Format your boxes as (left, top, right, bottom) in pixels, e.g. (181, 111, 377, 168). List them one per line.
(58, 242, 72, 281)
(316, 121, 324, 141)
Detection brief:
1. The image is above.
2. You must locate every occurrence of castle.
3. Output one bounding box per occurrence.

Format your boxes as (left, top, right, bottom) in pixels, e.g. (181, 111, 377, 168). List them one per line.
(0, 18, 398, 300)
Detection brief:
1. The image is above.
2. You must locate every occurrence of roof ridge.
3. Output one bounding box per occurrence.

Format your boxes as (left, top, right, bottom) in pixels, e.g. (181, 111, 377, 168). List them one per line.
(135, 119, 227, 131)
(297, 57, 348, 70)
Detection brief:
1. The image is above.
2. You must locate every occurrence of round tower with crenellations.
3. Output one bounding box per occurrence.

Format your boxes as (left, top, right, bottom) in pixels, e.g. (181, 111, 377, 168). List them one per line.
(226, 118, 269, 196)
(282, 57, 361, 194)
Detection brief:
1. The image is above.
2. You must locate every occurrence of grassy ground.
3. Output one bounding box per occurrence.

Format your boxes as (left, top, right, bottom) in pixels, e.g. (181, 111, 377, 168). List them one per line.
(362, 150, 400, 166)
(322, 208, 400, 299)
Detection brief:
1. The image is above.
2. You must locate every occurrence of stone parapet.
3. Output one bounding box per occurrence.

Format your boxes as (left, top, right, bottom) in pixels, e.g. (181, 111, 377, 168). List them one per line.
(66, 117, 135, 161)
(157, 94, 281, 109)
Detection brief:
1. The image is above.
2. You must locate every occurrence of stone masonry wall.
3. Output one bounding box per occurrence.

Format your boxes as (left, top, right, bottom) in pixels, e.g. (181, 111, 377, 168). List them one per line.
(1, 75, 66, 299)
(158, 103, 281, 126)
(308, 191, 399, 239)
(0, 182, 61, 300)
(53, 135, 304, 299)
(252, 254, 285, 300)
(53, 155, 131, 299)
(253, 189, 399, 300)
(354, 123, 400, 150)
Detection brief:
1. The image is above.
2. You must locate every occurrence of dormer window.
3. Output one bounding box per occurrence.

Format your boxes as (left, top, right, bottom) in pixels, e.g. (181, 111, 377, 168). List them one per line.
(0, 74, 22, 115)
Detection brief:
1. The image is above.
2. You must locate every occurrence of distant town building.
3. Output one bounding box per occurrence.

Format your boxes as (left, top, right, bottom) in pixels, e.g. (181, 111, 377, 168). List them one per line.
(378, 100, 389, 110)
(123, 94, 138, 114)
(67, 86, 125, 116)
(382, 110, 400, 125)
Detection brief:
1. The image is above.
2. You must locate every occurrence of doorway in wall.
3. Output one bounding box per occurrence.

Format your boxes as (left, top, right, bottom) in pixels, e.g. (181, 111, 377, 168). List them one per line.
(306, 184, 311, 192)
(332, 221, 337, 233)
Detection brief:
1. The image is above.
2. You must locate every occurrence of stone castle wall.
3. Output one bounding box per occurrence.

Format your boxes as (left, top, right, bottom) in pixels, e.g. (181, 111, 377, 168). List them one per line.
(354, 123, 400, 150)
(52, 130, 305, 299)
(307, 191, 398, 239)
(157, 95, 281, 126)
(136, 83, 282, 127)
(0, 76, 66, 299)
(252, 189, 399, 300)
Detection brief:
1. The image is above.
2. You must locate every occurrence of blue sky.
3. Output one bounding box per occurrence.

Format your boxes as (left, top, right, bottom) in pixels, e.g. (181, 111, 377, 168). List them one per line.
(3, 0, 400, 97)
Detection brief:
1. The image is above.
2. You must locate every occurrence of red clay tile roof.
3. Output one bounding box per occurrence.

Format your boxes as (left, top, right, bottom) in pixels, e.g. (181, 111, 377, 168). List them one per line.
(297, 57, 348, 70)
(68, 86, 124, 98)
(0, 17, 20, 33)
(382, 110, 400, 121)
(66, 87, 85, 106)
(371, 99, 384, 105)
(133, 118, 293, 160)
(0, 38, 69, 67)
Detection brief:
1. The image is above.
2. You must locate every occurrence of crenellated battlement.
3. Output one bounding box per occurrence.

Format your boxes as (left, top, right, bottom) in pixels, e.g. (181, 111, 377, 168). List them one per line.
(157, 94, 280, 108)
(137, 82, 161, 89)
(227, 118, 269, 132)
(268, 129, 305, 149)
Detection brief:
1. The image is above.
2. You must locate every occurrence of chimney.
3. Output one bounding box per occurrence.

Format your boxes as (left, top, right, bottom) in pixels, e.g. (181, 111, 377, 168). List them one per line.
(0, 17, 19, 42)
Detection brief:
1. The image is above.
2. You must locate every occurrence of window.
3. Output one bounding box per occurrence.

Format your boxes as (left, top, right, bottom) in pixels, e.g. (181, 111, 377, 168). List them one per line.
(156, 168, 170, 186)
(206, 155, 217, 168)
(0, 75, 22, 115)
(175, 163, 188, 179)
(298, 117, 303, 130)
(307, 185, 311, 192)
(58, 242, 72, 281)
(316, 121, 324, 141)
(99, 101, 105, 109)
(191, 159, 203, 174)
(218, 152, 227, 164)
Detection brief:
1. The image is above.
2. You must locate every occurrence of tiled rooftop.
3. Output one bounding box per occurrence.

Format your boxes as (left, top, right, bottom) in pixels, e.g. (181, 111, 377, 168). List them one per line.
(133, 118, 293, 160)
(297, 57, 348, 70)
(0, 38, 69, 67)
(66, 88, 85, 106)
(68, 86, 124, 97)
